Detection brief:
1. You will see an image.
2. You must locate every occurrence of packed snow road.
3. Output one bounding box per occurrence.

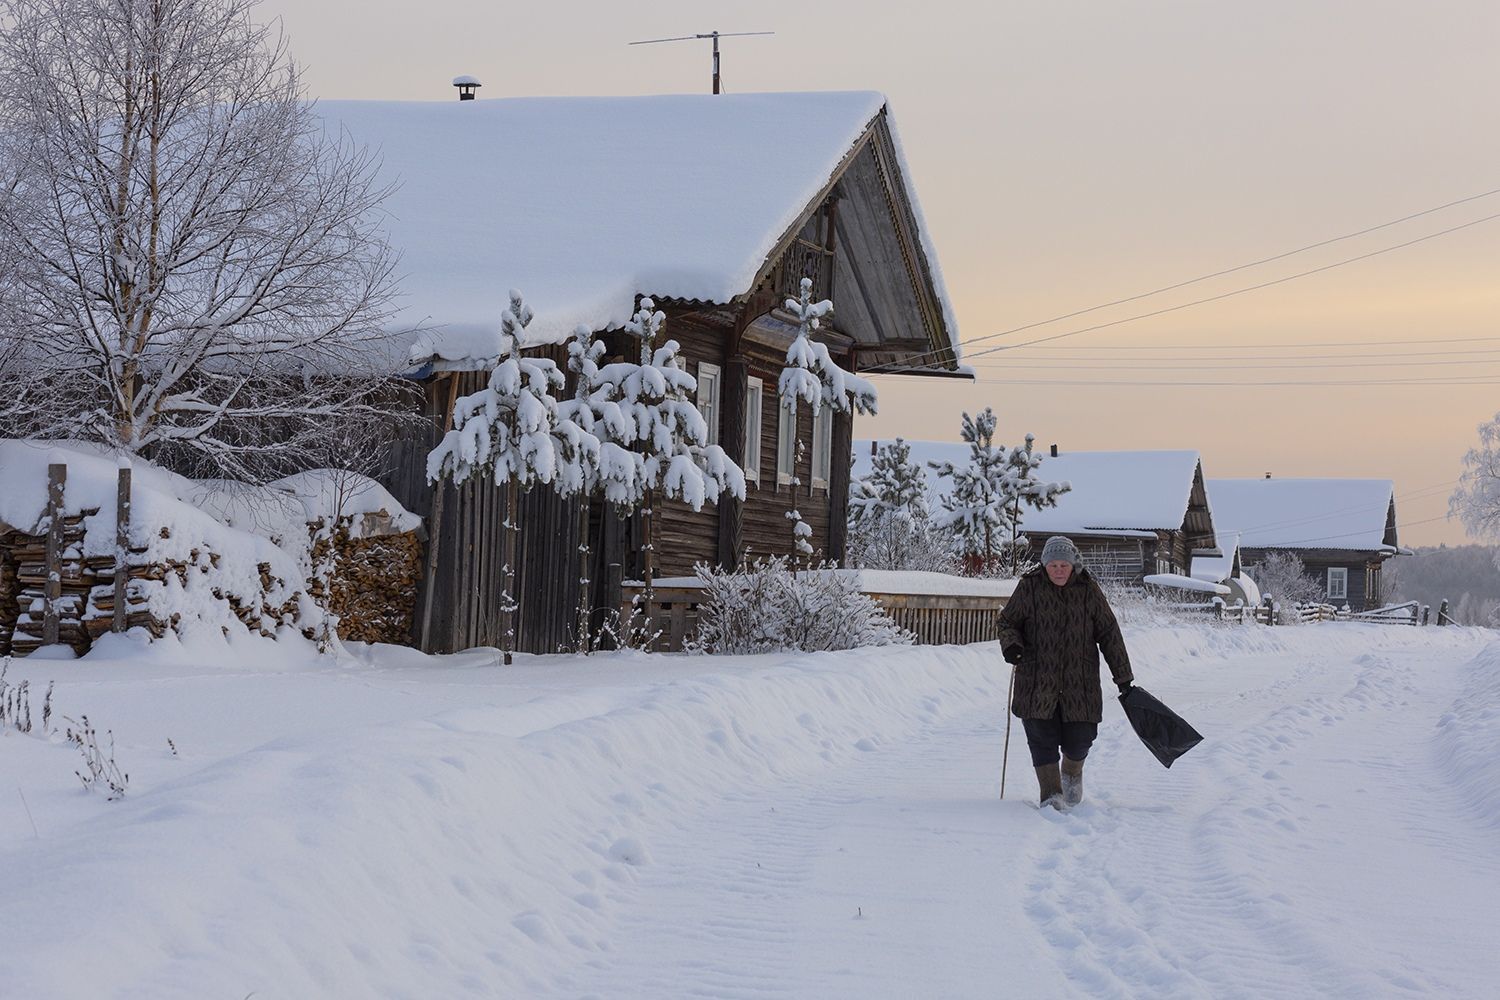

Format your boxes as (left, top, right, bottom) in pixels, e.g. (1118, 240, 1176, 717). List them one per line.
(2, 624, 1499, 998)
(556, 627, 1500, 1000)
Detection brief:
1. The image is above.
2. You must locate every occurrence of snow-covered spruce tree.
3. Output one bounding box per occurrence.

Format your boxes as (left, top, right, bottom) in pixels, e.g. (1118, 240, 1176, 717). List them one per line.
(0, 0, 400, 482)
(778, 277, 876, 566)
(557, 324, 642, 653)
(428, 291, 578, 663)
(607, 298, 745, 605)
(850, 437, 928, 524)
(929, 409, 1070, 577)
(846, 438, 956, 572)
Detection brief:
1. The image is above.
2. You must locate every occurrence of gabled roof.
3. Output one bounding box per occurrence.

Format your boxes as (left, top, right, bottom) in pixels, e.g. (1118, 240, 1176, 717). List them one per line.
(316, 93, 958, 366)
(1205, 478, 1398, 552)
(852, 442, 1204, 535)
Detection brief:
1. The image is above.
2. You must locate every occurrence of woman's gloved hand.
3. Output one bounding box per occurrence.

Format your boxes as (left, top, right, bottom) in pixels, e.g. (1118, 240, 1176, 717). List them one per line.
(1117, 681, 1133, 696)
(1003, 644, 1025, 665)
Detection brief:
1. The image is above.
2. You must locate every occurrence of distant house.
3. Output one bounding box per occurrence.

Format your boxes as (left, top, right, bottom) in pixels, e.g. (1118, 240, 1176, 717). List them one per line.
(852, 443, 1218, 586)
(320, 92, 963, 652)
(1205, 477, 1400, 612)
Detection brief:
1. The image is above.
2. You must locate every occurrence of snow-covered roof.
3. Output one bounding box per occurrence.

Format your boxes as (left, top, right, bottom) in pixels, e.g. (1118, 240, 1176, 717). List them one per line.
(1191, 531, 1239, 583)
(316, 93, 956, 365)
(1205, 478, 1397, 552)
(1143, 573, 1231, 596)
(852, 441, 1204, 535)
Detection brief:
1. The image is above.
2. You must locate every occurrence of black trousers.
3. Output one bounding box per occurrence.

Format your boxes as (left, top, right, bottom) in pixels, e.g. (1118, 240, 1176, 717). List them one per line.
(1022, 706, 1098, 767)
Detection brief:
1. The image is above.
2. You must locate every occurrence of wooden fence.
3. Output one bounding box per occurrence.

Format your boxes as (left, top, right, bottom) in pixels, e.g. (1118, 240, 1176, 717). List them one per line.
(1200, 598, 1427, 627)
(620, 582, 1008, 653)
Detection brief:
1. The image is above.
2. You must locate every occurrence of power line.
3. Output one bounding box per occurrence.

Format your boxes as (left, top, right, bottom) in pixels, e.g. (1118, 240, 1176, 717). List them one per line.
(991, 345, 1500, 362)
(1221, 480, 1456, 536)
(995, 333, 1500, 352)
(964, 357, 1500, 372)
(1260, 512, 1448, 548)
(867, 202, 1500, 376)
(948, 374, 1500, 387)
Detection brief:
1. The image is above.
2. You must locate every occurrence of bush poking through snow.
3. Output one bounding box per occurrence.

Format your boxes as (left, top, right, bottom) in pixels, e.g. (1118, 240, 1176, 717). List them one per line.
(688, 558, 914, 654)
(63, 714, 128, 800)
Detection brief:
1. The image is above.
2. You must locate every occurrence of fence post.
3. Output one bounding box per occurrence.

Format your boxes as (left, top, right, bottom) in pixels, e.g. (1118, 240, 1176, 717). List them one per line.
(113, 465, 132, 633)
(43, 462, 66, 648)
(1421, 604, 1430, 626)
(1436, 598, 1449, 626)
(1262, 594, 1275, 626)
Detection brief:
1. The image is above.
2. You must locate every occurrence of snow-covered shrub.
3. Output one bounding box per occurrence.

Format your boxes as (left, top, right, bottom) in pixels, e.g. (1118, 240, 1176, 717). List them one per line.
(1250, 551, 1324, 621)
(688, 558, 913, 654)
(846, 507, 957, 574)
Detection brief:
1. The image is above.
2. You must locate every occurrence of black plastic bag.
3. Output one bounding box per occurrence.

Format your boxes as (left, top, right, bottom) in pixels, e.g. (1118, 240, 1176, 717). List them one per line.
(1119, 686, 1202, 768)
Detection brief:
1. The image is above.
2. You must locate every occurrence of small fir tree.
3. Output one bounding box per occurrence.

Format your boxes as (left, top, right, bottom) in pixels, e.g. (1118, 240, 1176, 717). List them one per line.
(609, 298, 745, 604)
(427, 290, 575, 663)
(930, 409, 1070, 576)
(777, 277, 876, 566)
(557, 324, 643, 652)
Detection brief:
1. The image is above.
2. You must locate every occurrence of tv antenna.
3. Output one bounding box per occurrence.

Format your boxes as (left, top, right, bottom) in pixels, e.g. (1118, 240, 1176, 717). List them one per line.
(628, 30, 775, 94)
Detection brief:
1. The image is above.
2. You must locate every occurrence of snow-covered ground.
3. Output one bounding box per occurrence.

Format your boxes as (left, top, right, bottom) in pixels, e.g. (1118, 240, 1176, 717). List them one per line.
(2, 622, 1498, 998)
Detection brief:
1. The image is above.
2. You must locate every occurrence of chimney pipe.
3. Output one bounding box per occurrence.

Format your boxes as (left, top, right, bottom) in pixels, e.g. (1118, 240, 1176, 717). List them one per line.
(1050, 444, 1058, 458)
(453, 75, 481, 101)
(1265, 472, 1272, 479)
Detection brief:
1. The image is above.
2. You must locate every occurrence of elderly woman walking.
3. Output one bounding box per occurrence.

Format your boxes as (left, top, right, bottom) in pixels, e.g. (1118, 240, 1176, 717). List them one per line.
(998, 536, 1135, 809)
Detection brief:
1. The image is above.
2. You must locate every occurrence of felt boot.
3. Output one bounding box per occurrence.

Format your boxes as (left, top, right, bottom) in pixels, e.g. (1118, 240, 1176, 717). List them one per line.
(1061, 755, 1085, 807)
(1035, 762, 1063, 810)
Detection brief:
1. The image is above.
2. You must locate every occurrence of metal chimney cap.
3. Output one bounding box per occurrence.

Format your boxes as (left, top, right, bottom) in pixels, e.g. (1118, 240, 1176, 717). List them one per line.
(453, 76, 482, 100)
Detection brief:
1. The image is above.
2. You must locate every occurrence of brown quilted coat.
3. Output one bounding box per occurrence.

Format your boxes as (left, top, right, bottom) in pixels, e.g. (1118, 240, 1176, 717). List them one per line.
(998, 565, 1134, 723)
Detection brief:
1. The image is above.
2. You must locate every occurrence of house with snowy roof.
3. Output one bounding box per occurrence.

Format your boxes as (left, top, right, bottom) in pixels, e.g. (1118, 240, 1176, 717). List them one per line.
(321, 91, 962, 653)
(853, 442, 1218, 586)
(1205, 477, 1400, 612)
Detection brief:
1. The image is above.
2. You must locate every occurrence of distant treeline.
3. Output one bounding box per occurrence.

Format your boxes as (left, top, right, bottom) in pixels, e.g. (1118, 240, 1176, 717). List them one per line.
(1387, 545, 1500, 626)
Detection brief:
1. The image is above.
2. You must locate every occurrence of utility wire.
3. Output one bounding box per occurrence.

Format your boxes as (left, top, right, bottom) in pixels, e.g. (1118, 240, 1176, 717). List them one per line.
(995, 333, 1500, 352)
(1262, 513, 1448, 548)
(986, 345, 1500, 363)
(1222, 480, 1456, 536)
(965, 358, 1500, 372)
(951, 373, 1500, 387)
(867, 203, 1500, 375)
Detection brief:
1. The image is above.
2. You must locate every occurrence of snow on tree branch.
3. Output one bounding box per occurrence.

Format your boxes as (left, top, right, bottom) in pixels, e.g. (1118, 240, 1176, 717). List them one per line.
(777, 277, 877, 417)
(0, 0, 404, 482)
(929, 408, 1070, 574)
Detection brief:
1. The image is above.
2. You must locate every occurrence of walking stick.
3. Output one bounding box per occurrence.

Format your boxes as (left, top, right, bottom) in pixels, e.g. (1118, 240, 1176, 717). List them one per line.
(1000, 662, 1017, 799)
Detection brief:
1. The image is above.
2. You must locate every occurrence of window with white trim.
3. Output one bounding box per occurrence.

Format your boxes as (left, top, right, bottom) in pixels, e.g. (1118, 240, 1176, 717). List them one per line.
(744, 376, 763, 486)
(1327, 566, 1348, 600)
(776, 402, 797, 486)
(695, 362, 721, 445)
(811, 407, 833, 489)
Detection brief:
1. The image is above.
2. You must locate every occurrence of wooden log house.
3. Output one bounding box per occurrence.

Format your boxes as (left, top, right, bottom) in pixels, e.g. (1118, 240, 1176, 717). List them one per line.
(319, 92, 964, 653)
(1206, 477, 1401, 612)
(852, 443, 1221, 587)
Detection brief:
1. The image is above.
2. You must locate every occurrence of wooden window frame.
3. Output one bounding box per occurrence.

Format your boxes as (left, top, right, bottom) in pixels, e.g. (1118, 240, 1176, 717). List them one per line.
(1327, 566, 1348, 601)
(745, 376, 763, 486)
(811, 407, 833, 490)
(696, 362, 721, 445)
(776, 402, 796, 487)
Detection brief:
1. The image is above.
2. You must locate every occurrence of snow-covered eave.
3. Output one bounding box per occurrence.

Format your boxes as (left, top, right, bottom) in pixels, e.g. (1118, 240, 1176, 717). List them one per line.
(1020, 527, 1163, 540)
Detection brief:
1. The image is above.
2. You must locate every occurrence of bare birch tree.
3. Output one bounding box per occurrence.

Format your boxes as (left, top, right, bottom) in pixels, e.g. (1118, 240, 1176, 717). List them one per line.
(0, 0, 400, 480)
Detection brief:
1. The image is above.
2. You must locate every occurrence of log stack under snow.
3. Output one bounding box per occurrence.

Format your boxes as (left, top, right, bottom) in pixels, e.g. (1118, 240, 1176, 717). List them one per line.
(0, 444, 426, 657)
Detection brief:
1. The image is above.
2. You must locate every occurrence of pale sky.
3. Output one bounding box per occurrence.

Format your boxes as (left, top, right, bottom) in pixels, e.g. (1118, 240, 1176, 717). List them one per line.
(264, 0, 1500, 546)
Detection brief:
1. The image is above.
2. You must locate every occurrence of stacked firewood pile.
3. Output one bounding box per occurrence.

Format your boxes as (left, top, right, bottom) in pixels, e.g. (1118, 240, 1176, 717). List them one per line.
(309, 515, 423, 644)
(0, 529, 20, 655)
(7, 510, 95, 656)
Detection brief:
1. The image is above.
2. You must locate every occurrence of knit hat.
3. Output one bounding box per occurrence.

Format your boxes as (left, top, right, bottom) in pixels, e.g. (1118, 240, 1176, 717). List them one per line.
(1040, 535, 1081, 567)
